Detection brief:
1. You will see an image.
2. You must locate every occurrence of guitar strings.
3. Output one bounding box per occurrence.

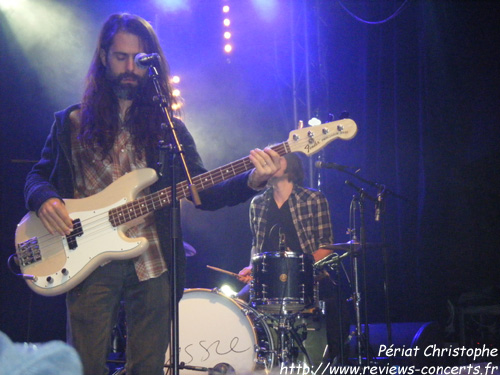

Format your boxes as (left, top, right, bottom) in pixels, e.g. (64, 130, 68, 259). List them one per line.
(19, 120, 357, 290)
(20, 142, 291, 266)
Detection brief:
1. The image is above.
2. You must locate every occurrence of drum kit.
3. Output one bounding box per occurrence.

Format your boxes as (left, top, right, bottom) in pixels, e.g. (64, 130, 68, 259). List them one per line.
(172, 246, 355, 374)
(109, 243, 360, 375)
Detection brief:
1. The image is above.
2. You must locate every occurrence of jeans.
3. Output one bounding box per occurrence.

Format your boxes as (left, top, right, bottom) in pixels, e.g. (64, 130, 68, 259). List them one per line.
(66, 260, 171, 375)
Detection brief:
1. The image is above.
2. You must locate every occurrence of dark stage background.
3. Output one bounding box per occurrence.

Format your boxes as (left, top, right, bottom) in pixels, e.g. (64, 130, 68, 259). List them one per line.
(1, 0, 499, 350)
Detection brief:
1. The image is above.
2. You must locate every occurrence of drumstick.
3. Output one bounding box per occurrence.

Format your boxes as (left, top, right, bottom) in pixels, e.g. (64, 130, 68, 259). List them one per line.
(206, 265, 239, 278)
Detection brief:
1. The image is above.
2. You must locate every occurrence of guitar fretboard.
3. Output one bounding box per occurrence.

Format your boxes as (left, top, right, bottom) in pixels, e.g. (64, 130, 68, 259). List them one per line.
(108, 141, 290, 226)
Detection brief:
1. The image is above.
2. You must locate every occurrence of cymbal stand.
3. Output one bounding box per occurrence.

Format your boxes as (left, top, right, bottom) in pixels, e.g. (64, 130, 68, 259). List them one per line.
(347, 189, 372, 365)
(349, 199, 363, 365)
(358, 190, 372, 365)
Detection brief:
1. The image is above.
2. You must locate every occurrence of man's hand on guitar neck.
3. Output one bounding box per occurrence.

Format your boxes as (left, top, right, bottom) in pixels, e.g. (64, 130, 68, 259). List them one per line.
(248, 147, 281, 190)
(38, 198, 74, 236)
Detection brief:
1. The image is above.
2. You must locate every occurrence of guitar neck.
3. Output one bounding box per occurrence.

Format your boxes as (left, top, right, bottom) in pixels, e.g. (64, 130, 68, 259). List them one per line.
(109, 141, 290, 226)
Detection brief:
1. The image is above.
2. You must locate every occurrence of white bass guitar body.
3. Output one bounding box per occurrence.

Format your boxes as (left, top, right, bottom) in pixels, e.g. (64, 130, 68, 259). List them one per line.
(15, 168, 158, 296)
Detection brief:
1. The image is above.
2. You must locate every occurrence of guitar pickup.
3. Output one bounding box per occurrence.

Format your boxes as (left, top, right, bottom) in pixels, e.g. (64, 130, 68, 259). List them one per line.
(66, 219, 83, 250)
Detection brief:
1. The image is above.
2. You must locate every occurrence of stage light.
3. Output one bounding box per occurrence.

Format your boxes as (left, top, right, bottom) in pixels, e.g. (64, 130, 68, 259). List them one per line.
(172, 88, 181, 97)
(0, 0, 92, 107)
(251, 0, 278, 21)
(308, 117, 322, 126)
(153, 0, 189, 12)
(221, 4, 233, 55)
(219, 285, 237, 298)
(0, 0, 27, 11)
(171, 75, 180, 84)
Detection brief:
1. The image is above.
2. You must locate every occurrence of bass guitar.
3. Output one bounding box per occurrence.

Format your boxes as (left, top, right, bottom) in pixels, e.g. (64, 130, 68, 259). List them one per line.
(14, 119, 357, 296)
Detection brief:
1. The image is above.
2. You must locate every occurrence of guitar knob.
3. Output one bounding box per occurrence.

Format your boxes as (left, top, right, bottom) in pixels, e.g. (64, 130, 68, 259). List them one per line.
(337, 124, 344, 132)
(322, 127, 329, 135)
(46, 276, 53, 283)
(307, 130, 314, 138)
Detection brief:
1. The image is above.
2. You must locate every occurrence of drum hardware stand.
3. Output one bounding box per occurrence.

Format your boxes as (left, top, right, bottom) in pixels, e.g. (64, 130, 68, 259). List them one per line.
(345, 181, 375, 365)
(314, 252, 350, 365)
(261, 310, 317, 370)
(165, 362, 236, 374)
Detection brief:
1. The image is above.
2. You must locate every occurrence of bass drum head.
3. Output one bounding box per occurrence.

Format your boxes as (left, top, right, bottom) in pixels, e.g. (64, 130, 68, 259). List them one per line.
(167, 288, 274, 374)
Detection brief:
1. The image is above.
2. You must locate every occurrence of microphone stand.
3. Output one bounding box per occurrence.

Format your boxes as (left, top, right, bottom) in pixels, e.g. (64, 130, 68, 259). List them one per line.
(320, 161, 412, 361)
(376, 187, 392, 346)
(347, 195, 363, 365)
(338, 166, 400, 349)
(147, 64, 201, 375)
(357, 190, 371, 365)
(345, 171, 396, 349)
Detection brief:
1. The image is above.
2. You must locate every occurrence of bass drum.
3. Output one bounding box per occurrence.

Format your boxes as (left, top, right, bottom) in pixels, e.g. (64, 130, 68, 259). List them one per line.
(168, 288, 275, 374)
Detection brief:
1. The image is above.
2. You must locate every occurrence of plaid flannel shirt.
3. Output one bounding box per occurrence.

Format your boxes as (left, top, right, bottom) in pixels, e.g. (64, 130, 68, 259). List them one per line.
(249, 185, 333, 257)
(71, 126, 165, 281)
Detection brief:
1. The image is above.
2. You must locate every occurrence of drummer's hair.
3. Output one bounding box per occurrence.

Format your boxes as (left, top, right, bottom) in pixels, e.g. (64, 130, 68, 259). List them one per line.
(284, 153, 304, 186)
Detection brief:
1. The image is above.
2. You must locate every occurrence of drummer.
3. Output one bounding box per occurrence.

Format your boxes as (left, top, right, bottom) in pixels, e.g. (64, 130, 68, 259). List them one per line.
(237, 152, 333, 282)
(237, 152, 349, 364)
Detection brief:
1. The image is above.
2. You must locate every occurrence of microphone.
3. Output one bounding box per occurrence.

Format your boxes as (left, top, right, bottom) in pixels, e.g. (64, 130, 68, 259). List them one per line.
(374, 198, 380, 221)
(375, 185, 385, 222)
(315, 160, 360, 173)
(134, 53, 160, 69)
(210, 363, 236, 374)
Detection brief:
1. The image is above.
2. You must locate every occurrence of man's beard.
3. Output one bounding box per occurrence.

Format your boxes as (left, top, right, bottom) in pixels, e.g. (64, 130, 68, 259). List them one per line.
(107, 70, 147, 100)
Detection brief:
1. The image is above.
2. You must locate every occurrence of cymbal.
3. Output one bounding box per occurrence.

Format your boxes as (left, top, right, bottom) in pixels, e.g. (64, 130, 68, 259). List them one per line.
(322, 240, 360, 252)
(321, 240, 383, 251)
(183, 241, 197, 257)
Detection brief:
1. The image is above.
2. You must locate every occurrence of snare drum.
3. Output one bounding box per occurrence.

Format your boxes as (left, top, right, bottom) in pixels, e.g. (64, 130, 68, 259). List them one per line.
(168, 288, 274, 374)
(250, 252, 314, 313)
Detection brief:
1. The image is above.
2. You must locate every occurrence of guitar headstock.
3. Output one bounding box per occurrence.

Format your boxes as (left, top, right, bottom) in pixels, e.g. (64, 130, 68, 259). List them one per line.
(287, 119, 358, 156)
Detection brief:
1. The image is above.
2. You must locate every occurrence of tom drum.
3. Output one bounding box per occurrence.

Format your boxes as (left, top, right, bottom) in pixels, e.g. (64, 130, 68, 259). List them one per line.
(250, 252, 314, 313)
